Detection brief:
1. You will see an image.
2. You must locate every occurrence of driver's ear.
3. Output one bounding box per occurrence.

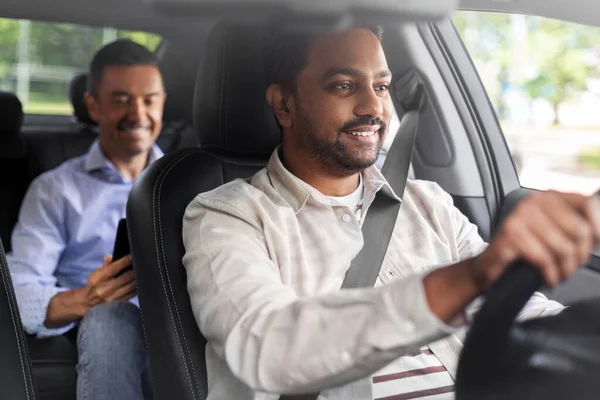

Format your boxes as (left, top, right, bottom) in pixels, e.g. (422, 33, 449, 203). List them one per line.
(266, 84, 293, 129)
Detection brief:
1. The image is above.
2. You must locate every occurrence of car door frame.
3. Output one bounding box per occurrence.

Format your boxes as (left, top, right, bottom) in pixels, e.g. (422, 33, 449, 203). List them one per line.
(423, 15, 600, 305)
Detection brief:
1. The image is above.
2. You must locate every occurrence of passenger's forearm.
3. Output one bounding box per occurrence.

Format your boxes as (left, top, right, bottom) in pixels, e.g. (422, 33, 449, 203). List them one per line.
(422, 258, 481, 323)
(44, 288, 87, 329)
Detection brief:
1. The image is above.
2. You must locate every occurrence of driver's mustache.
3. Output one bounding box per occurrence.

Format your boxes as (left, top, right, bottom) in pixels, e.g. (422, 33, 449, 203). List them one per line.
(339, 117, 385, 132)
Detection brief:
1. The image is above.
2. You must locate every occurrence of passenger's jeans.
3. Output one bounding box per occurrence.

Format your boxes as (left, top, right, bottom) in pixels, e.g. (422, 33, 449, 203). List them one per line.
(75, 301, 152, 400)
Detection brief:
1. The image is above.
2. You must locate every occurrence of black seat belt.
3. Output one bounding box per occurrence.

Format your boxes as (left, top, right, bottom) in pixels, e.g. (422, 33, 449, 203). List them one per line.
(280, 79, 426, 400)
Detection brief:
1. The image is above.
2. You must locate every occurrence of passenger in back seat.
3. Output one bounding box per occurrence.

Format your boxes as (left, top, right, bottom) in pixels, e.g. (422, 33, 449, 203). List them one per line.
(182, 26, 600, 400)
(7, 39, 166, 400)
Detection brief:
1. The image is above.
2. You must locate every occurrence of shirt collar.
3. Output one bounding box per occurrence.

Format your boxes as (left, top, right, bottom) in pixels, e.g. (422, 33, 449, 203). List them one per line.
(84, 139, 164, 180)
(265, 146, 402, 214)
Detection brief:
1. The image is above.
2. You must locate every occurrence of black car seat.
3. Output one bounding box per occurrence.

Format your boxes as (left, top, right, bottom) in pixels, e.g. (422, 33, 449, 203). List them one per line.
(0, 237, 39, 400)
(25, 333, 77, 400)
(127, 21, 279, 400)
(68, 72, 98, 131)
(0, 91, 29, 253)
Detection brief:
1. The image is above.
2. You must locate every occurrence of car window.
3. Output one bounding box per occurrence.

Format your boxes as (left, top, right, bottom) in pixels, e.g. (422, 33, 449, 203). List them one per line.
(453, 11, 600, 196)
(0, 18, 161, 116)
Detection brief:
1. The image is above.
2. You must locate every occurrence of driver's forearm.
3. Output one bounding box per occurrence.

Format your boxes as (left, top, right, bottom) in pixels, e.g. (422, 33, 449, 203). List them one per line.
(44, 288, 87, 329)
(423, 258, 481, 323)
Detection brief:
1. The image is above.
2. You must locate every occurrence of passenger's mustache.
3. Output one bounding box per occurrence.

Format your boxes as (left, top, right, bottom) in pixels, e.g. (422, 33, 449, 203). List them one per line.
(339, 116, 386, 133)
(117, 119, 152, 131)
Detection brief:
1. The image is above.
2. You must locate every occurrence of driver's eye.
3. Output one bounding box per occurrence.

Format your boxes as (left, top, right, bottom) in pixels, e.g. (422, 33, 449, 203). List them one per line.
(331, 82, 354, 92)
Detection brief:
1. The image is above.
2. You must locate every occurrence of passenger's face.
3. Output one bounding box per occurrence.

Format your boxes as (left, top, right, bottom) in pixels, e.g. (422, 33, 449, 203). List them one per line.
(289, 29, 393, 176)
(86, 65, 165, 159)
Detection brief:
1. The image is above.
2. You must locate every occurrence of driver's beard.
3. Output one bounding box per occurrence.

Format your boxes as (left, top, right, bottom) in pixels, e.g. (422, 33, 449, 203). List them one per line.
(294, 103, 383, 177)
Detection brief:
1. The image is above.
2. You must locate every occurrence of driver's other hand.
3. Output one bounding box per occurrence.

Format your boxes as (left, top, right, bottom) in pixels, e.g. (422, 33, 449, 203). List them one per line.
(472, 190, 600, 289)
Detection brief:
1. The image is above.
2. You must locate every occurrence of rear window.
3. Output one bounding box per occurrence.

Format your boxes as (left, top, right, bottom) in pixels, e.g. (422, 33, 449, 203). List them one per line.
(0, 18, 161, 115)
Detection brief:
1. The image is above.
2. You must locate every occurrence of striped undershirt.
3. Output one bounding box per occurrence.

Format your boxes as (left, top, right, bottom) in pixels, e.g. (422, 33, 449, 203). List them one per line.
(329, 178, 455, 400)
(372, 347, 454, 400)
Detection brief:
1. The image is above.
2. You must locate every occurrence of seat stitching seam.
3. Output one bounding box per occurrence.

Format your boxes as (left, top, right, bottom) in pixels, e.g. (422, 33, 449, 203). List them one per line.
(0, 249, 34, 400)
(153, 150, 202, 398)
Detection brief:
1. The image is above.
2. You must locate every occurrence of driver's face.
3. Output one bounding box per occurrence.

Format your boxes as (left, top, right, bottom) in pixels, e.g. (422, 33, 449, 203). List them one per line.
(289, 28, 394, 176)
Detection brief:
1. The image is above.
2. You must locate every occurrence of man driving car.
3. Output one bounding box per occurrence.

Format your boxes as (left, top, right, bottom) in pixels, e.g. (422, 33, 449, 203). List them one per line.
(182, 25, 600, 399)
(8, 39, 165, 400)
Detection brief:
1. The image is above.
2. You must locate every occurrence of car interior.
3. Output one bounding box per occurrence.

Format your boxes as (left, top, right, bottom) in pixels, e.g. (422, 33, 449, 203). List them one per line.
(1, 72, 200, 400)
(0, 0, 600, 399)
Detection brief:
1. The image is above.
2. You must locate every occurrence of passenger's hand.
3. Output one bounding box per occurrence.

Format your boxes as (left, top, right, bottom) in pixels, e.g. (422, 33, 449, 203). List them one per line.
(471, 191, 600, 290)
(77, 254, 136, 315)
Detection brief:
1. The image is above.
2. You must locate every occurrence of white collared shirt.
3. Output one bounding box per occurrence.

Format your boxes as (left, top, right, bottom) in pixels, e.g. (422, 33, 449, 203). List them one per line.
(182, 148, 563, 399)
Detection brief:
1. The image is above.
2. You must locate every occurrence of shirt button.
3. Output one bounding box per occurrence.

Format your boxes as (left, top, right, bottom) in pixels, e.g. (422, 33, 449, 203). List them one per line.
(342, 214, 352, 223)
(340, 351, 352, 364)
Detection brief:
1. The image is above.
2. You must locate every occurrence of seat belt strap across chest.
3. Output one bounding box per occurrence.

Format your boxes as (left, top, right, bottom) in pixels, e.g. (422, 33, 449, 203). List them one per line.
(279, 81, 424, 400)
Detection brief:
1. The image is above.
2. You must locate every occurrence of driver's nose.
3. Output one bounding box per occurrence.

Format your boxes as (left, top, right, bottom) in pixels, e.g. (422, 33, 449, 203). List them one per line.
(354, 86, 384, 119)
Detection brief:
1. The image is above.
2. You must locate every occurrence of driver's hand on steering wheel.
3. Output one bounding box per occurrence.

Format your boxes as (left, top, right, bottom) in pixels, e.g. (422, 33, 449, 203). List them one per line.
(472, 190, 600, 289)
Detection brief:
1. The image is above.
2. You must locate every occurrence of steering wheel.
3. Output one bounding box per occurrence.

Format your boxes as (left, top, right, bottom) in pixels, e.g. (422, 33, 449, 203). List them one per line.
(455, 260, 600, 400)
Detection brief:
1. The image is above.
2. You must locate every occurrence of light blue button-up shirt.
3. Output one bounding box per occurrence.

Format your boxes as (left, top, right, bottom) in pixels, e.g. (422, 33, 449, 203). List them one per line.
(7, 140, 163, 338)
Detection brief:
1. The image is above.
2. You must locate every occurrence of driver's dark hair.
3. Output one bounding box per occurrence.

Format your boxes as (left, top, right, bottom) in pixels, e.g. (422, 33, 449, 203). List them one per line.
(265, 25, 383, 94)
(87, 39, 159, 97)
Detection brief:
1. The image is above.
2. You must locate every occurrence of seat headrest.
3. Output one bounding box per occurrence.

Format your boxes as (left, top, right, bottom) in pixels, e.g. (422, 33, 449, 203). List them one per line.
(0, 91, 26, 159)
(69, 72, 97, 126)
(194, 21, 281, 158)
(0, 91, 23, 136)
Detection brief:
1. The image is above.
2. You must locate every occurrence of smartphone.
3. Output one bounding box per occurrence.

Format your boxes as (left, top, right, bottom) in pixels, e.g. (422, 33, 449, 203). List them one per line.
(112, 218, 133, 277)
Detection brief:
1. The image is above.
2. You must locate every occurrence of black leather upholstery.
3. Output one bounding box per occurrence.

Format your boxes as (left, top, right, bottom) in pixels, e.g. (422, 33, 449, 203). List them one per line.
(128, 21, 277, 400)
(0, 92, 28, 253)
(194, 21, 280, 158)
(25, 127, 98, 180)
(0, 91, 25, 143)
(0, 238, 39, 400)
(68, 72, 97, 127)
(26, 334, 77, 400)
(128, 149, 264, 400)
(23, 124, 195, 182)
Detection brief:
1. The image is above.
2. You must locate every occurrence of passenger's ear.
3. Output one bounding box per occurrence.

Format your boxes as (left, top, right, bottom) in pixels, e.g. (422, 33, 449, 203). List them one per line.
(266, 84, 292, 129)
(84, 93, 100, 123)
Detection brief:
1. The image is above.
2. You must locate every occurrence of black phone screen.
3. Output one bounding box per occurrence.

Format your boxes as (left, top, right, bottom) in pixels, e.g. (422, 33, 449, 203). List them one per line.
(112, 218, 133, 277)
